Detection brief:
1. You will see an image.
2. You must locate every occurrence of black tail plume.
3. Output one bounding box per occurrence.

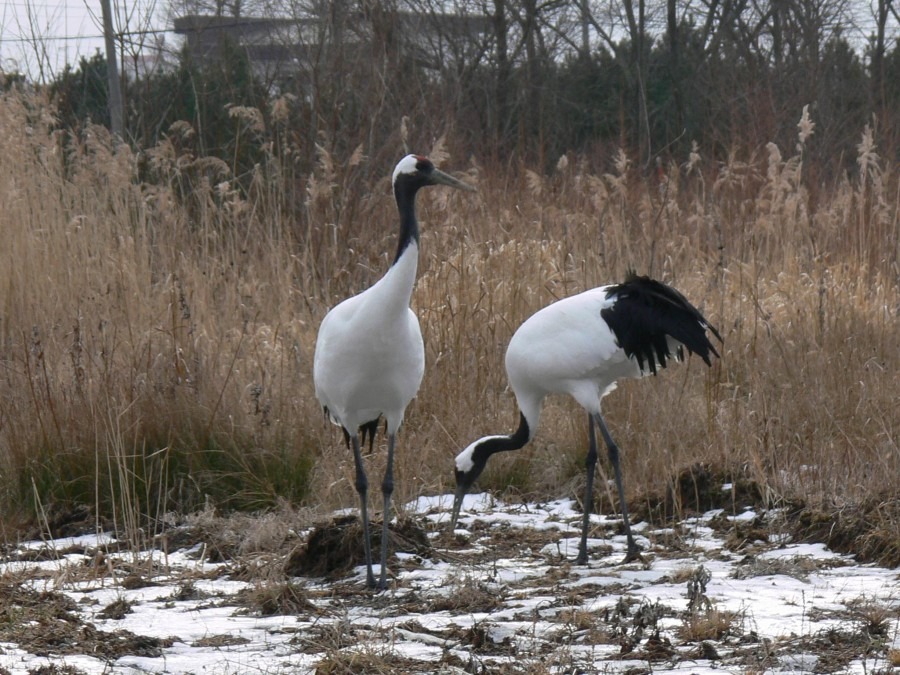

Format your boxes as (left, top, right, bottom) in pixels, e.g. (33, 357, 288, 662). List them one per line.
(601, 271, 722, 374)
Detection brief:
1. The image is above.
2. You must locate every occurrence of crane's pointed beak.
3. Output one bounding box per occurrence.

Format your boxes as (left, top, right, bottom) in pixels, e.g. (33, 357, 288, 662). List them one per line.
(449, 484, 466, 532)
(430, 168, 476, 193)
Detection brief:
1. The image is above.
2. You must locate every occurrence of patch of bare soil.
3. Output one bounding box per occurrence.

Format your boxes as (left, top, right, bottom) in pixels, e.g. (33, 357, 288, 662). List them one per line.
(16, 504, 98, 542)
(459, 517, 572, 560)
(0, 582, 173, 660)
(631, 463, 767, 526)
(284, 515, 431, 579)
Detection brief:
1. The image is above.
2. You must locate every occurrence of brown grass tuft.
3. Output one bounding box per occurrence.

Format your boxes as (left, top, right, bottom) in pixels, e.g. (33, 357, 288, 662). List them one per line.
(677, 608, 742, 641)
(429, 571, 506, 613)
(235, 581, 318, 616)
(788, 496, 900, 567)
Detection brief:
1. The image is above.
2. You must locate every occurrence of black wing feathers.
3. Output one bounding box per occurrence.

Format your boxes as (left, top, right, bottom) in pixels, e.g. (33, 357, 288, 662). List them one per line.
(323, 406, 384, 453)
(601, 272, 722, 375)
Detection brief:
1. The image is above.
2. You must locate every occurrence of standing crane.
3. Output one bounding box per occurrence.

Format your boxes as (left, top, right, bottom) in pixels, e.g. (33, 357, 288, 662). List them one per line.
(450, 272, 721, 563)
(314, 154, 474, 589)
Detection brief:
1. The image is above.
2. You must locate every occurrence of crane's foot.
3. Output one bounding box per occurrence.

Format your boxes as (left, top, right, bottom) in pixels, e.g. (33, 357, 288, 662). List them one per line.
(366, 564, 390, 592)
(575, 548, 589, 566)
(622, 543, 644, 564)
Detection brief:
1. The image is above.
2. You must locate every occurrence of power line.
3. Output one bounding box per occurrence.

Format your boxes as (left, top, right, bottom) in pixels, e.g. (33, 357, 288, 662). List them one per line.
(1, 0, 109, 7)
(1, 1, 101, 9)
(0, 15, 314, 46)
(1, 34, 104, 42)
(0, 26, 172, 43)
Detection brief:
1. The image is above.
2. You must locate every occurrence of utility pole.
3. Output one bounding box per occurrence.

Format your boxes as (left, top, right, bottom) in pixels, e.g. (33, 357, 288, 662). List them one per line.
(100, 0, 124, 140)
(581, 0, 590, 57)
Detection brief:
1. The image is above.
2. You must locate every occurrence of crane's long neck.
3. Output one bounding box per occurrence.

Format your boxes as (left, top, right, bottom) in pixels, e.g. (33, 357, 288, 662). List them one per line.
(461, 386, 542, 470)
(451, 411, 532, 528)
(459, 412, 532, 473)
(366, 184, 421, 316)
(393, 184, 420, 265)
(485, 412, 530, 457)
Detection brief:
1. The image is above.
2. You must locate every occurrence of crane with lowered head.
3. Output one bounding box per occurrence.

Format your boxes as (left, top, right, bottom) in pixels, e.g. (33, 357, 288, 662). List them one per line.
(450, 272, 721, 563)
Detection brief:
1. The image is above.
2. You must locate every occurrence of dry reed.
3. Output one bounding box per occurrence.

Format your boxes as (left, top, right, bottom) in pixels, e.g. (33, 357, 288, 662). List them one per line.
(0, 90, 896, 541)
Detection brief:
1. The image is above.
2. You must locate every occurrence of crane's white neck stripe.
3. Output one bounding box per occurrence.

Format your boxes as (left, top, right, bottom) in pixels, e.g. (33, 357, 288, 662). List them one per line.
(455, 436, 506, 472)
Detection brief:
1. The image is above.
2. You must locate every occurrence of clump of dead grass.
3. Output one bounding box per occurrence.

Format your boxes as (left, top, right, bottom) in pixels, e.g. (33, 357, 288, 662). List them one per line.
(297, 613, 433, 674)
(731, 554, 823, 581)
(429, 570, 506, 613)
(314, 647, 425, 675)
(843, 596, 897, 639)
(888, 648, 900, 667)
(678, 608, 742, 642)
(235, 580, 318, 616)
(675, 564, 743, 642)
(97, 598, 133, 620)
(787, 495, 900, 567)
(556, 608, 597, 631)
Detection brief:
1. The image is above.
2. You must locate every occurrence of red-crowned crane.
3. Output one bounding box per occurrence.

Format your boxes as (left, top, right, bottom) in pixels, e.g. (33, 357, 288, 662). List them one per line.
(450, 272, 721, 563)
(314, 154, 475, 590)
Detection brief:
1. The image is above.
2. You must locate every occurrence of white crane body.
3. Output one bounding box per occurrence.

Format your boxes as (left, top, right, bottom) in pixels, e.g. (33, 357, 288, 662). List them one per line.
(452, 273, 721, 564)
(504, 286, 644, 433)
(314, 243, 424, 435)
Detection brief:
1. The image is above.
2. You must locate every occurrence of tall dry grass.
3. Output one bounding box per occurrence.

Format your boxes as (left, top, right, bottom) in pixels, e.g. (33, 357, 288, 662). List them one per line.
(0, 90, 896, 539)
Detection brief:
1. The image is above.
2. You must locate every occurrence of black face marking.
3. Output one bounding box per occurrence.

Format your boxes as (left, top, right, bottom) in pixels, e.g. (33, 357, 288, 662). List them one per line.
(414, 156, 433, 174)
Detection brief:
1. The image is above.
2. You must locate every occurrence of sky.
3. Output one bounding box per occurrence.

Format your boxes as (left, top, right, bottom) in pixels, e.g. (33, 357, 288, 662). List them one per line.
(0, 0, 885, 85)
(0, 0, 170, 81)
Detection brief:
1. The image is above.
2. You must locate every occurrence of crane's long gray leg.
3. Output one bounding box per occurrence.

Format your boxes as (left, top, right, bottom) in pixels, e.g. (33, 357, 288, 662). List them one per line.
(350, 433, 376, 588)
(592, 413, 642, 562)
(378, 432, 397, 591)
(577, 413, 599, 565)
